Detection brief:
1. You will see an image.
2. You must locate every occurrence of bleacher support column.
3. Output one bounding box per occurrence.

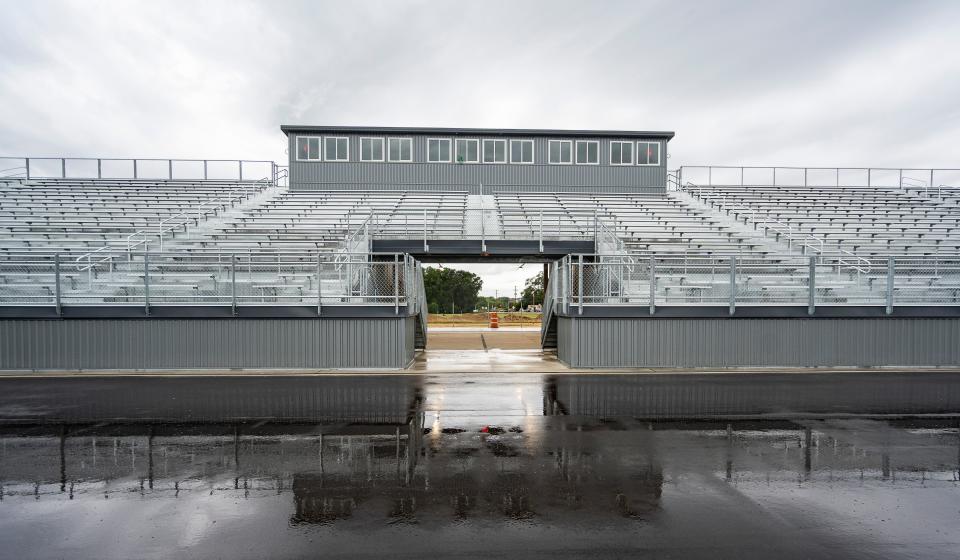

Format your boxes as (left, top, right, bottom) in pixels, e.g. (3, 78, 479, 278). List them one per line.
(144, 252, 150, 317)
(54, 253, 62, 317)
(317, 253, 322, 316)
(729, 256, 736, 316)
(808, 256, 816, 315)
(231, 254, 237, 316)
(578, 255, 584, 315)
(886, 257, 895, 315)
(649, 255, 656, 315)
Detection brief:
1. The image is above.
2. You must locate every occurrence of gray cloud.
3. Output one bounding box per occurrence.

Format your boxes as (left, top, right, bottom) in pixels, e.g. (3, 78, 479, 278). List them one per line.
(1, 0, 958, 291)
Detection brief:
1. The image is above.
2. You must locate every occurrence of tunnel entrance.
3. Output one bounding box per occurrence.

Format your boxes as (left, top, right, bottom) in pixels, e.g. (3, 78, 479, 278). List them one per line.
(414, 258, 557, 366)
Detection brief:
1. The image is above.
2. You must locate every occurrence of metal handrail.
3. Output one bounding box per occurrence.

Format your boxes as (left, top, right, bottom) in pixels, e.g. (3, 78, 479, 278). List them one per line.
(685, 179, 827, 257)
(120, 175, 275, 255)
(0, 156, 279, 182)
(679, 165, 960, 189)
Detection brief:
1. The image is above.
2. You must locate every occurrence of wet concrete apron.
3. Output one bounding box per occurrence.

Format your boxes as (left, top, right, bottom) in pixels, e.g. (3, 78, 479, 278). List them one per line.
(0, 372, 959, 559)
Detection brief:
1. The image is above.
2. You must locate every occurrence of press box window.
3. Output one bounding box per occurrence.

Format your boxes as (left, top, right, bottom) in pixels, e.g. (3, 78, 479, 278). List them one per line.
(575, 140, 599, 165)
(637, 141, 661, 165)
(428, 138, 451, 162)
(610, 141, 634, 165)
(360, 137, 385, 162)
(324, 137, 348, 161)
(297, 136, 321, 161)
(455, 139, 479, 163)
(510, 139, 534, 164)
(388, 138, 412, 162)
(482, 139, 507, 163)
(548, 140, 572, 164)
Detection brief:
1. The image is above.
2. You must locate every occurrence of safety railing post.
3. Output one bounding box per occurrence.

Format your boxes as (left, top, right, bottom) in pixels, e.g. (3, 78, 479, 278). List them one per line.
(61, 158, 66, 178)
(394, 254, 400, 315)
(25, 158, 30, 179)
(808, 256, 816, 315)
(238, 160, 243, 181)
(133, 159, 138, 180)
(97, 159, 102, 179)
(231, 253, 237, 316)
(317, 253, 323, 316)
(168, 159, 173, 180)
(593, 209, 598, 244)
(54, 253, 62, 316)
(577, 254, 584, 315)
(143, 251, 150, 316)
(728, 256, 736, 316)
(886, 257, 895, 315)
(203, 160, 208, 180)
(648, 255, 656, 315)
(423, 208, 429, 252)
(539, 210, 544, 253)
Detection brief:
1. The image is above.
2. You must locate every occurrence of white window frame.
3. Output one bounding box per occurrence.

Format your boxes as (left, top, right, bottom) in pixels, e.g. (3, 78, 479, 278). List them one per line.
(575, 140, 599, 165)
(427, 138, 451, 163)
(296, 136, 322, 162)
(359, 137, 385, 162)
(510, 139, 535, 165)
(547, 140, 573, 165)
(609, 140, 634, 166)
(387, 137, 413, 163)
(636, 141, 661, 166)
(324, 136, 349, 162)
(454, 138, 480, 164)
(482, 139, 507, 164)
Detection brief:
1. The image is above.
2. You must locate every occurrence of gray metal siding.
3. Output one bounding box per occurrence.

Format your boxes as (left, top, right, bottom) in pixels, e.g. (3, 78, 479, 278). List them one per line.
(0, 376, 419, 424)
(552, 372, 960, 418)
(289, 133, 667, 191)
(0, 318, 413, 370)
(557, 317, 960, 368)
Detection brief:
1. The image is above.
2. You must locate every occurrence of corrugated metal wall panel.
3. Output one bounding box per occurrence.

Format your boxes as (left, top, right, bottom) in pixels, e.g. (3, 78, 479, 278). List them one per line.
(0, 318, 413, 370)
(0, 376, 419, 424)
(552, 372, 960, 418)
(288, 133, 667, 191)
(557, 317, 960, 368)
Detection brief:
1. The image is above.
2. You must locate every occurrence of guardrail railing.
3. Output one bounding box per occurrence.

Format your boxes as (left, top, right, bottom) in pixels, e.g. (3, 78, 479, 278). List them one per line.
(0, 156, 282, 184)
(352, 208, 621, 253)
(0, 251, 420, 314)
(678, 166, 960, 189)
(551, 253, 960, 315)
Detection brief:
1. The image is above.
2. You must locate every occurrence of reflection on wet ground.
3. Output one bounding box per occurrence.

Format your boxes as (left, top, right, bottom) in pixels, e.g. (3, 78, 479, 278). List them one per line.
(1, 372, 959, 559)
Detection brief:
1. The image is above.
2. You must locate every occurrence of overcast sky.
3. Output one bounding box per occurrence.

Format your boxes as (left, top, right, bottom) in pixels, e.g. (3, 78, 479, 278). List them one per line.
(2, 0, 959, 294)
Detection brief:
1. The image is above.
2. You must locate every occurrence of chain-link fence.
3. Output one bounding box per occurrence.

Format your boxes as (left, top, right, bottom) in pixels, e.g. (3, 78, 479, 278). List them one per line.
(0, 251, 415, 309)
(557, 253, 960, 311)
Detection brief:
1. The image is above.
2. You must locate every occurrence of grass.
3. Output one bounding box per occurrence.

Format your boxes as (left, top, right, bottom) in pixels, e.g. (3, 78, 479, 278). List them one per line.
(428, 312, 542, 326)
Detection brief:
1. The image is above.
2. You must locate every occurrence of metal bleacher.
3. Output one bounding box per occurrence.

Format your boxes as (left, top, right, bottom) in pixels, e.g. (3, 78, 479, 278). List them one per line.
(2, 161, 960, 314)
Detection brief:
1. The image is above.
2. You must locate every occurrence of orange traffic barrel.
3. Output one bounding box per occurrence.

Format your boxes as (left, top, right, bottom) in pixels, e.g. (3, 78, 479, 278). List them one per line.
(489, 312, 499, 328)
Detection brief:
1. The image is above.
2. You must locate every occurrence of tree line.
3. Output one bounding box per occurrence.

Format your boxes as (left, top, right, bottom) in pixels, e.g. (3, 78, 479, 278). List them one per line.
(423, 266, 544, 313)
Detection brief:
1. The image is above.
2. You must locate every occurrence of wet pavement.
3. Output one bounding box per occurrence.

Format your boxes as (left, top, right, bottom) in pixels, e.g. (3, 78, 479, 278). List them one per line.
(1, 371, 959, 559)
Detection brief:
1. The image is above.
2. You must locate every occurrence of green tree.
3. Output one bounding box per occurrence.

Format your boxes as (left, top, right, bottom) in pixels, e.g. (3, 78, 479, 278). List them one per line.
(521, 271, 544, 309)
(423, 266, 483, 313)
